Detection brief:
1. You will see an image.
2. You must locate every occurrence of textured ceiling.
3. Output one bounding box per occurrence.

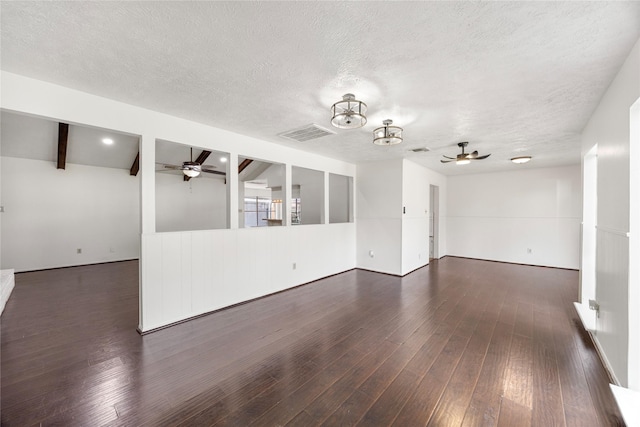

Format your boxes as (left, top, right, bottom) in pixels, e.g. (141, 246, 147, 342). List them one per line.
(2, 1, 639, 175)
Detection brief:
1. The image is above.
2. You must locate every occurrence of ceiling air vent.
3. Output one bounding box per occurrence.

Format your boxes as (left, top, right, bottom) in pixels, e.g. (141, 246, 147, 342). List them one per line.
(410, 147, 430, 153)
(278, 124, 336, 142)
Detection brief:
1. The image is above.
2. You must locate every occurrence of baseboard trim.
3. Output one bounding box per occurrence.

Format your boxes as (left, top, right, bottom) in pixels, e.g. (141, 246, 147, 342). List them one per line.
(610, 385, 640, 427)
(15, 258, 139, 274)
(588, 330, 621, 387)
(442, 255, 578, 271)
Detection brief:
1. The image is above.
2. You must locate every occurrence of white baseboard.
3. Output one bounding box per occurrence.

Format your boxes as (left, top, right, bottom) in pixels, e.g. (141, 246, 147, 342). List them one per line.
(611, 385, 640, 427)
(573, 302, 596, 331)
(1, 269, 15, 315)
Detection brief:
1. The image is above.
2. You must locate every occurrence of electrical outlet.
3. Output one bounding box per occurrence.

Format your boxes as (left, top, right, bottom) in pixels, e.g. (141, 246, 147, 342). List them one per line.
(369, 250, 374, 258)
(77, 248, 82, 254)
(527, 248, 532, 254)
(292, 262, 296, 270)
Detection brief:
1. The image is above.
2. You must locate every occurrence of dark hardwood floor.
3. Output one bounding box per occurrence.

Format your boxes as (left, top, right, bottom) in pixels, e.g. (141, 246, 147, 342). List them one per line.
(1, 257, 624, 426)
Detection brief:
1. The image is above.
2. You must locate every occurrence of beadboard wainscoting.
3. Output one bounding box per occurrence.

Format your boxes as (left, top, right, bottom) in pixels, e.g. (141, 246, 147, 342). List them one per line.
(140, 223, 356, 332)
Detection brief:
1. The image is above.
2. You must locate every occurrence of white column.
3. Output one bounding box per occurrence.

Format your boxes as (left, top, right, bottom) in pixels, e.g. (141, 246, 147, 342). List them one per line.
(228, 152, 239, 229)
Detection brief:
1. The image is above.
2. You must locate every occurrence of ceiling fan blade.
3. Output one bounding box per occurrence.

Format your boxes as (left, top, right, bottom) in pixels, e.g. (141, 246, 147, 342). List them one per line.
(467, 150, 479, 159)
(472, 154, 491, 160)
(160, 164, 181, 170)
(442, 155, 456, 160)
(440, 159, 455, 163)
(201, 169, 226, 176)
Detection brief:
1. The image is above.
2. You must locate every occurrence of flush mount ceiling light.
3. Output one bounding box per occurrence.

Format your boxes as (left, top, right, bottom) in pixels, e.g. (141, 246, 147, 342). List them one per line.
(511, 156, 532, 164)
(102, 138, 114, 145)
(330, 93, 367, 129)
(373, 119, 403, 146)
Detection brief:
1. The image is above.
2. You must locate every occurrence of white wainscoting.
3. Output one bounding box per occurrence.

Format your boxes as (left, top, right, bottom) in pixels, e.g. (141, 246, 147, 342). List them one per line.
(140, 223, 356, 332)
(595, 227, 630, 387)
(446, 216, 580, 269)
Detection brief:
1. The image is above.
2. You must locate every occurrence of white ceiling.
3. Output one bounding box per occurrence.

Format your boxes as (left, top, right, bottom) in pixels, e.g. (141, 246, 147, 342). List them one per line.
(1, 2, 639, 175)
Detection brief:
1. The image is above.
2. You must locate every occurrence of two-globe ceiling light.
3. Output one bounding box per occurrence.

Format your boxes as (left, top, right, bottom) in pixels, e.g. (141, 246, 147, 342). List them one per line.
(330, 94, 403, 145)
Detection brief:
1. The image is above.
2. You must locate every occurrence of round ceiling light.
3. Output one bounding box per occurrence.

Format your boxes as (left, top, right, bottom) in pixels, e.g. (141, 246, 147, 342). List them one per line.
(511, 156, 532, 164)
(102, 138, 114, 145)
(331, 93, 367, 129)
(373, 119, 403, 146)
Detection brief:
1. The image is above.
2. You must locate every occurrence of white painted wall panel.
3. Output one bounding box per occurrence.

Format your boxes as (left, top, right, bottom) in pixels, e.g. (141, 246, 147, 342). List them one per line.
(596, 229, 629, 386)
(581, 38, 639, 389)
(140, 223, 355, 331)
(446, 165, 581, 269)
(141, 234, 163, 329)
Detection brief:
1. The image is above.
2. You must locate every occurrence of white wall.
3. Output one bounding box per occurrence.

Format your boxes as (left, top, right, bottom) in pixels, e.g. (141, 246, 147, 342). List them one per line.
(1, 72, 356, 332)
(293, 166, 324, 225)
(356, 159, 447, 276)
(401, 159, 430, 275)
(1, 157, 140, 272)
(581, 38, 640, 389)
(329, 173, 351, 223)
(447, 165, 581, 269)
(156, 173, 228, 232)
(142, 223, 355, 330)
(356, 159, 403, 275)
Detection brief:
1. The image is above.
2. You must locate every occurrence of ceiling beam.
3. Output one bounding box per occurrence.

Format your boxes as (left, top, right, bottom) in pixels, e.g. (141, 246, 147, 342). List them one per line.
(238, 158, 253, 174)
(194, 150, 212, 165)
(130, 152, 140, 176)
(57, 122, 69, 170)
(184, 150, 212, 181)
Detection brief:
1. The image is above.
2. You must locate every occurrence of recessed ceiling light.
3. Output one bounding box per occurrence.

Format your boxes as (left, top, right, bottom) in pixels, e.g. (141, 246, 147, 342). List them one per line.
(511, 156, 532, 164)
(102, 138, 114, 145)
(220, 157, 227, 163)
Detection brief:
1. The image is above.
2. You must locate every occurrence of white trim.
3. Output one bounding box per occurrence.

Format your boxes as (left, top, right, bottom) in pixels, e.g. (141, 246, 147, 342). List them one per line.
(591, 330, 621, 386)
(610, 385, 640, 427)
(573, 302, 596, 331)
(596, 225, 630, 237)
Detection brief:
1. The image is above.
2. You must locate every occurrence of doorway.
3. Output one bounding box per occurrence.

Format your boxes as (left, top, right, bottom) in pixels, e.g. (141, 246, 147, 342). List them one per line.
(429, 185, 439, 260)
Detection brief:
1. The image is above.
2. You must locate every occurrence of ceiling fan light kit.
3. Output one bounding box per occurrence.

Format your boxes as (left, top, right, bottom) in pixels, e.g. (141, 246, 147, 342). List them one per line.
(330, 93, 367, 129)
(373, 119, 403, 146)
(511, 156, 532, 164)
(181, 147, 201, 177)
(441, 141, 491, 165)
(182, 161, 201, 177)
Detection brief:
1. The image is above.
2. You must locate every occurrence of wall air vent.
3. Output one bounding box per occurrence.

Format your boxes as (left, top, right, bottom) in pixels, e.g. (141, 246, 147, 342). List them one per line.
(278, 124, 336, 142)
(410, 147, 430, 153)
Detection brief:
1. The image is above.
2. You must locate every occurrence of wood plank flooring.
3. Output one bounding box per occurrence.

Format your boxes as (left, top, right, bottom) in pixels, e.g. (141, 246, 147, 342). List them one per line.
(1, 257, 625, 426)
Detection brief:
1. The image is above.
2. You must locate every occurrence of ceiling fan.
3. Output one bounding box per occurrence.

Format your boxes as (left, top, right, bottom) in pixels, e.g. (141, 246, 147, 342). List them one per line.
(441, 142, 491, 165)
(157, 147, 225, 178)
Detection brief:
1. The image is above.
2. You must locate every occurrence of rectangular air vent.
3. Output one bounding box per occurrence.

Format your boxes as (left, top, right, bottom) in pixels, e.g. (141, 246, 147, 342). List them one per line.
(278, 124, 335, 142)
(410, 147, 430, 153)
